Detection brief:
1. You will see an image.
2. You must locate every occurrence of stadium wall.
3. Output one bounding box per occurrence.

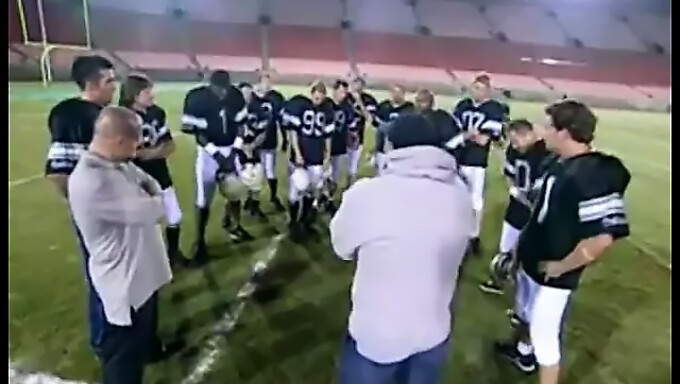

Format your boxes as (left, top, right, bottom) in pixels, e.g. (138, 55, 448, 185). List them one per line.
(9, 64, 670, 113)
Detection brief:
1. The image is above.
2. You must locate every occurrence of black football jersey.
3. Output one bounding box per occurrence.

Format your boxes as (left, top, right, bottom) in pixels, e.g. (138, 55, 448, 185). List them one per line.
(45, 98, 102, 176)
(132, 105, 174, 189)
(281, 95, 335, 166)
(373, 100, 415, 153)
(453, 98, 508, 167)
(347, 91, 378, 144)
(241, 96, 270, 145)
(181, 85, 247, 147)
(330, 97, 359, 156)
(258, 89, 285, 151)
(517, 151, 631, 289)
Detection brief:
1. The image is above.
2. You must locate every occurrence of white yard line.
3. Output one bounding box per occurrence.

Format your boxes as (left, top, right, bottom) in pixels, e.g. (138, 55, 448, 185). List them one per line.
(8, 174, 42, 188)
(8, 364, 90, 384)
(181, 234, 284, 384)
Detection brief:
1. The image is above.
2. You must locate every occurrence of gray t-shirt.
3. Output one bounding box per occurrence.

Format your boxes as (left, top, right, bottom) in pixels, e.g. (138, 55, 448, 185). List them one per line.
(68, 150, 172, 326)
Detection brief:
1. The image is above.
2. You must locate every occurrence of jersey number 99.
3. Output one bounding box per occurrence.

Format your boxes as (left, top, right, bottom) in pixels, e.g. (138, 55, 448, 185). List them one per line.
(301, 110, 327, 137)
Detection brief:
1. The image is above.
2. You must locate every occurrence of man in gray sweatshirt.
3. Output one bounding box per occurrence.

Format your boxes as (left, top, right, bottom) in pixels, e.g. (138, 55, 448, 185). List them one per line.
(68, 106, 173, 384)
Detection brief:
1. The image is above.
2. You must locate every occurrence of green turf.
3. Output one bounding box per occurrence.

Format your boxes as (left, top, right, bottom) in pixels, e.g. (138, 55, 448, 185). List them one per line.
(9, 83, 671, 384)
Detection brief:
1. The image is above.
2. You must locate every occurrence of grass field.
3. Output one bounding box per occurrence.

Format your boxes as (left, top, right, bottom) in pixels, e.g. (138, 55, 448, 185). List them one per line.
(9, 82, 671, 384)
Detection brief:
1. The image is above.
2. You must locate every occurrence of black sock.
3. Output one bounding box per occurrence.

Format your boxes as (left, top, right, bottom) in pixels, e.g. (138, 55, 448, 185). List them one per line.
(301, 196, 314, 223)
(289, 201, 300, 224)
(268, 179, 278, 200)
(196, 207, 210, 245)
(166, 225, 180, 257)
(229, 201, 242, 227)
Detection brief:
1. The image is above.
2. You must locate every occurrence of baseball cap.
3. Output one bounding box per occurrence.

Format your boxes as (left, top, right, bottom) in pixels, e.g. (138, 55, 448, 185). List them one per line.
(382, 113, 443, 150)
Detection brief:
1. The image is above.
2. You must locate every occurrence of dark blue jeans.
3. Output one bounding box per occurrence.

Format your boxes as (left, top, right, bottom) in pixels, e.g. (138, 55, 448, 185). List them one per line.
(338, 334, 450, 384)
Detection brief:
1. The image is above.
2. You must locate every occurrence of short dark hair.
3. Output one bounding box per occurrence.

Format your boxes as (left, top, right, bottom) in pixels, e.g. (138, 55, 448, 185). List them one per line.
(237, 81, 253, 90)
(507, 118, 533, 132)
(415, 89, 434, 108)
(333, 79, 349, 90)
(545, 100, 597, 144)
(311, 81, 327, 94)
(473, 73, 491, 88)
(70, 55, 114, 90)
(118, 73, 152, 108)
(209, 70, 232, 89)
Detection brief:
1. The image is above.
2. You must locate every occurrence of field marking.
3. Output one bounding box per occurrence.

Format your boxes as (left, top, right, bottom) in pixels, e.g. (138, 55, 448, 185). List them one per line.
(9, 174, 41, 188)
(181, 234, 285, 384)
(8, 363, 90, 384)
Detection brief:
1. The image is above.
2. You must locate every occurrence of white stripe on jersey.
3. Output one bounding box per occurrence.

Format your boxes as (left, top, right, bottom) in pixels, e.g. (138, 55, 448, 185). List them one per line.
(156, 125, 169, 136)
(443, 133, 465, 150)
(504, 161, 516, 176)
(578, 193, 626, 222)
(481, 120, 503, 134)
(281, 112, 301, 127)
(234, 106, 249, 123)
(47, 142, 87, 161)
(323, 124, 335, 134)
(181, 114, 208, 129)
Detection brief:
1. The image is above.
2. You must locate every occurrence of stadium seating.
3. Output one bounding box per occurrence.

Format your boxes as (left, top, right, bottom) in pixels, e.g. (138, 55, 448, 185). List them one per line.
(185, 0, 260, 24)
(625, 12, 671, 52)
(484, 4, 567, 47)
(416, 1, 491, 39)
(551, 5, 646, 51)
(353, 33, 440, 68)
(270, 26, 346, 62)
(453, 71, 551, 93)
(269, 0, 342, 28)
(196, 55, 262, 72)
(270, 58, 351, 77)
(543, 78, 647, 101)
(347, 0, 416, 35)
(117, 51, 194, 70)
(634, 86, 671, 102)
(356, 63, 452, 84)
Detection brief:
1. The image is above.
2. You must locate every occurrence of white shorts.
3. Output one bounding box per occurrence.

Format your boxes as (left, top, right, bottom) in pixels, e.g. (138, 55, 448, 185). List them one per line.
(347, 145, 362, 176)
(515, 268, 572, 366)
(194, 145, 242, 208)
(288, 163, 325, 202)
(330, 154, 347, 183)
(460, 165, 486, 211)
(499, 221, 522, 254)
(259, 149, 277, 180)
(161, 187, 182, 226)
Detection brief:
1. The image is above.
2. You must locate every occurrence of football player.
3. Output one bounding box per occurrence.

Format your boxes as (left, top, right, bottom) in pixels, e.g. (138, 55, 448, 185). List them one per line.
(119, 73, 190, 268)
(453, 73, 509, 257)
(237, 82, 270, 221)
(346, 76, 378, 185)
(255, 72, 287, 211)
(372, 84, 415, 175)
(181, 70, 251, 264)
(44, 55, 116, 354)
(414, 89, 463, 148)
(280, 81, 335, 240)
(328, 79, 358, 198)
(479, 119, 552, 295)
(494, 100, 631, 384)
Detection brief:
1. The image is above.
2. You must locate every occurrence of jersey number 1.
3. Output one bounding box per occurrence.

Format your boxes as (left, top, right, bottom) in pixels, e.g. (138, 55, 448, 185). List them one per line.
(536, 175, 556, 224)
(219, 109, 228, 134)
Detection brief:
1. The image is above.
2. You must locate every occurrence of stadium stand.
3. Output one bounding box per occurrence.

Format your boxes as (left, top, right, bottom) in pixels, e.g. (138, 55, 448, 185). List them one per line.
(116, 51, 194, 70)
(551, 5, 647, 51)
(270, 26, 346, 62)
(635, 85, 671, 102)
(453, 71, 551, 93)
(543, 78, 648, 101)
(270, 58, 351, 77)
(196, 55, 262, 72)
(353, 33, 440, 68)
(185, 0, 260, 24)
(484, 4, 567, 46)
(624, 12, 671, 53)
(347, 0, 416, 35)
(416, 0, 492, 39)
(357, 63, 452, 84)
(269, 0, 342, 28)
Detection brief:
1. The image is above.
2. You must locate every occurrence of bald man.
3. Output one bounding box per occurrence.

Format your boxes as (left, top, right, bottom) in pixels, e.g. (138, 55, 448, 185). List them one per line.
(69, 106, 173, 384)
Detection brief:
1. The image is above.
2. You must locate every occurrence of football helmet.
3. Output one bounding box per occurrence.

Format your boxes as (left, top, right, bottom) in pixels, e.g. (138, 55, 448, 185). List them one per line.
(490, 252, 514, 283)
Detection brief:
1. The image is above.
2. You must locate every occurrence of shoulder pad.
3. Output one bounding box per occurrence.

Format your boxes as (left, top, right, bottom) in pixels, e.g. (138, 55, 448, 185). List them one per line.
(571, 152, 631, 193)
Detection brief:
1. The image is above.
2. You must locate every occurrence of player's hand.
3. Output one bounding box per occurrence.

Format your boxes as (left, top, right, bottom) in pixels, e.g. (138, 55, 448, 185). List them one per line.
(539, 261, 566, 282)
(294, 153, 304, 167)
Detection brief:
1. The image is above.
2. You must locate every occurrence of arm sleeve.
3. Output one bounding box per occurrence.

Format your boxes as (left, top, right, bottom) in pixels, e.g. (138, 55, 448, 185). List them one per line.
(70, 177, 165, 225)
(479, 103, 505, 139)
(280, 102, 302, 131)
(371, 103, 386, 128)
(329, 183, 368, 260)
(180, 92, 207, 134)
(44, 106, 85, 176)
(503, 147, 516, 178)
(576, 167, 631, 240)
(155, 107, 172, 143)
(322, 107, 336, 137)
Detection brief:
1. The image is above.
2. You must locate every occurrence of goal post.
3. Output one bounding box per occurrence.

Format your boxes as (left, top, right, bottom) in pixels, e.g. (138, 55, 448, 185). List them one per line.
(14, 0, 93, 86)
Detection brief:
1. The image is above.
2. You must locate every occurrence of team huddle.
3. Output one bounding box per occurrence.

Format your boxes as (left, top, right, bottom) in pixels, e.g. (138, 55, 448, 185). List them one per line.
(45, 55, 632, 384)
